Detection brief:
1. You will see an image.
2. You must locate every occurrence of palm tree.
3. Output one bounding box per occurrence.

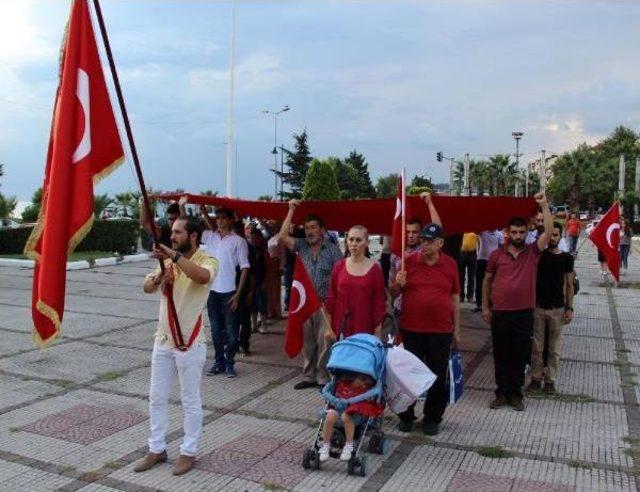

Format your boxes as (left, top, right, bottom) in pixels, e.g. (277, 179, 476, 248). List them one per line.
(93, 194, 112, 219)
(488, 154, 518, 196)
(114, 192, 133, 217)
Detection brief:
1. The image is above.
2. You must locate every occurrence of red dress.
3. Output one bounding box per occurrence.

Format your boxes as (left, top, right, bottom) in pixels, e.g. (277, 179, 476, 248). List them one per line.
(325, 259, 386, 338)
(335, 380, 384, 418)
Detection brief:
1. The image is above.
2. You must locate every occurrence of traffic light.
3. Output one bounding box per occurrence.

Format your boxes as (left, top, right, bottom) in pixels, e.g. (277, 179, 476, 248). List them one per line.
(436, 152, 443, 162)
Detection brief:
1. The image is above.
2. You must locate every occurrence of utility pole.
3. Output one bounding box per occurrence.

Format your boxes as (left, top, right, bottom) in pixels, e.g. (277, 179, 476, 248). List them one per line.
(512, 131, 523, 197)
(262, 106, 290, 199)
(540, 149, 546, 194)
(464, 153, 470, 196)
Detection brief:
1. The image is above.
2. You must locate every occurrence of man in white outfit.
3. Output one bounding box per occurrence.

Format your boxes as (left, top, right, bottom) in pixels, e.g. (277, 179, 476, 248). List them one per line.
(135, 217, 218, 476)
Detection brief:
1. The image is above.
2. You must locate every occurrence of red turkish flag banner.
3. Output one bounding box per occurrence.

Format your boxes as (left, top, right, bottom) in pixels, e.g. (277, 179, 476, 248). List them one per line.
(588, 202, 621, 282)
(391, 176, 411, 257)
(284, 255, 323, 358)
(24, 0, 124, 347)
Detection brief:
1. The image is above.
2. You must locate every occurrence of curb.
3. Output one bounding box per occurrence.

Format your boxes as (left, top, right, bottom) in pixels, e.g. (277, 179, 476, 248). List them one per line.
(0, 253, 150, 271)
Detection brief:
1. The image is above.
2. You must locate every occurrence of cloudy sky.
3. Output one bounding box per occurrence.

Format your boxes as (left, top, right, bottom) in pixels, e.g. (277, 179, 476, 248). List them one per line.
(1, 0, 639, 201)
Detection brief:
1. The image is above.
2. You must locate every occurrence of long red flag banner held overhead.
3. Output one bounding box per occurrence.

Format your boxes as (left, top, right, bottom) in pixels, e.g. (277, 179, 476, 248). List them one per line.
(160, 193, 538, 237)
(588, 202, 621, 282)
(24, 0, 124, 346)
(284, 255, 322, 358)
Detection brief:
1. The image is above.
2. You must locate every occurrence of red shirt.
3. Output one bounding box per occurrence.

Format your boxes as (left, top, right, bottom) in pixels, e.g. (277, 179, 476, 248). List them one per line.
(566, 218, 582, 237)
(487, 243, 540, 311)
(325, 259, 386, 338)
(400, 251, 460, 333)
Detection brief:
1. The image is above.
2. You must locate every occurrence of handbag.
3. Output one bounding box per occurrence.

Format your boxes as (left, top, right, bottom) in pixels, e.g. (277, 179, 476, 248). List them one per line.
(384, 345, 436, 414)
(446, 350, 464, 405)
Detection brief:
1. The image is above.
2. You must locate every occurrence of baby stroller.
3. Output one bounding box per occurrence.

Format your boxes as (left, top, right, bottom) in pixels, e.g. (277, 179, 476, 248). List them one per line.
(302, 316, 395, 476)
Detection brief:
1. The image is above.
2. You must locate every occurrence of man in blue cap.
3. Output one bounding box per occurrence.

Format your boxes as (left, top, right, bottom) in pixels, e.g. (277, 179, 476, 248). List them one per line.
(390, 217, 461, 436)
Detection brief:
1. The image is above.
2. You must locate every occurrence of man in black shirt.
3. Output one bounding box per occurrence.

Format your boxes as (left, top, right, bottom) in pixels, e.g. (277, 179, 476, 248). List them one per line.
(528, 221, 575, 394)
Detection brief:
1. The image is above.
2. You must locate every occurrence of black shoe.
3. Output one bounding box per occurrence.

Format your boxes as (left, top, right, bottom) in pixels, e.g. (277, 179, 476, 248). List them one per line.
(526, 379, 542, 392)
(489, 394, 509, 409)
(543, 382, 556, 394)
(509, 395, 525, 411)
(398, 420, 413, 433)
(206, 364, 224, 376)
(422, 422, 439, 435)
(293, 380, 318, 390)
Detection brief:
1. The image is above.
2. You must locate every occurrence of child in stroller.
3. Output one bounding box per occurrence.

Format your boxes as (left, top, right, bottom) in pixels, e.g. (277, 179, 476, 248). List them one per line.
(303, 332, 390, 476)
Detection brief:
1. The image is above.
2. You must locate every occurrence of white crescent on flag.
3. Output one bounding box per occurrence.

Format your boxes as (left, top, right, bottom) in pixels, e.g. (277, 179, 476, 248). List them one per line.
(72, 68, 91, 163)
(394, 197, 402, 220)
(606, 223, 620, 249)
(290, 279, 306, 314)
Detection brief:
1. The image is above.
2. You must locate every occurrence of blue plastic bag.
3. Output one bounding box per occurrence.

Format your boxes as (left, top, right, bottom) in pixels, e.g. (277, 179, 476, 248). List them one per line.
(447, 350, 463, 405)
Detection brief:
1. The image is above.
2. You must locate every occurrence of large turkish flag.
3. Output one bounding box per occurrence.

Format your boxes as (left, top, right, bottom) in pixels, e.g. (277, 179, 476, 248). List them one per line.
(24, 0, 124, 346)
(588, 202, 621, 282)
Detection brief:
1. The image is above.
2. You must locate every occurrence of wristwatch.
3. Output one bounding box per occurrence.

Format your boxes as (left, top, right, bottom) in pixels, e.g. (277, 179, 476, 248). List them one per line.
(172, 251, 182, 263)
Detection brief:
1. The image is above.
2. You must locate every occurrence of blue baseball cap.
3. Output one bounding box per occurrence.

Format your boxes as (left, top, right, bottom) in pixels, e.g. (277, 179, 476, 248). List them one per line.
(420, 223, 443, 239)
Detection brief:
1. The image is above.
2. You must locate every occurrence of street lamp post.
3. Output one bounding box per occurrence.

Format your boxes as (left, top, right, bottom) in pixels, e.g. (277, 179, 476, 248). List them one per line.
(512, 131, 524, 196)
(262, 105, 290, 199)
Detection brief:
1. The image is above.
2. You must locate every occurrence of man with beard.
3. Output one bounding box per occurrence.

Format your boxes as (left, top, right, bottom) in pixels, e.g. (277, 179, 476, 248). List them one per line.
(482, 193, 552, 411)
(527, 222, 575, 394)
(135, 217, 218, 476)
(526, 211, 570, 253)
(278, 199, 343, 390)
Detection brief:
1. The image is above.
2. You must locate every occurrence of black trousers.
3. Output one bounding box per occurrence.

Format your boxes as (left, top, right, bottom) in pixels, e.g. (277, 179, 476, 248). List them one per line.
(491, 310, 534, 398)
(459, 252, 477, 301)
(380, 252, 391, 287)
(398, 330, 452, 425)
(237, 292, 252, 351)
(475, 259, 488, 308)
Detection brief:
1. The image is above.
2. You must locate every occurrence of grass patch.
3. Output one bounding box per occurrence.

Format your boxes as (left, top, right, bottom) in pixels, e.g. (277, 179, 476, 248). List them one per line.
(616, 348, 631, 354)
(623, 448, 640, 458)
(52, 379, 76, 388)
(527, 392, 595, 403)
(97, 371, 126, 382)
(405, 433, 435, 445)
(102, 460, 122, 470)
(568, 460, 592, 470)
(620, 382, 638, 388)
(263, 483, 286, 491)
(623, 436, 640, 446)
(476, 446, 514, 459)
(613, 359, 630, 368)
(8, 427, 20, 433)
(0, 251, 118, 261)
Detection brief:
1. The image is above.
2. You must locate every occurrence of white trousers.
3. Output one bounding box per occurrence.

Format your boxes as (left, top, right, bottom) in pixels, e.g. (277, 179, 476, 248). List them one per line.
(148, 342, 206, 456)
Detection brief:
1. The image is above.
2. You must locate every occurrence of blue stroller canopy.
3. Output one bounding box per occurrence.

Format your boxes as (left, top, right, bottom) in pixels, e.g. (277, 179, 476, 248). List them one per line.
(327, 333, 386, 379)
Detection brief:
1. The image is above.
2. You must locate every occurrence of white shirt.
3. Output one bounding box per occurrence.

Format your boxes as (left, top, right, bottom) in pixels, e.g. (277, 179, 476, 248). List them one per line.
(201, 230, 250, 293)
(525, 230, 570, 253)
(478, 230, 503, 261)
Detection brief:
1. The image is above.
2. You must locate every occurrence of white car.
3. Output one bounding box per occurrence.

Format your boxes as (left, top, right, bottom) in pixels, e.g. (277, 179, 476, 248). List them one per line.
(586, 215, 603, 236)
(0, 218, 21, 229)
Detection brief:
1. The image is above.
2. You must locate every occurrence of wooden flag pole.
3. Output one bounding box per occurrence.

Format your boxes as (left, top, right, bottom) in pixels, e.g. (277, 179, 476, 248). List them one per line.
(92, 0, 186, 349)
(401, 167, 406, 272)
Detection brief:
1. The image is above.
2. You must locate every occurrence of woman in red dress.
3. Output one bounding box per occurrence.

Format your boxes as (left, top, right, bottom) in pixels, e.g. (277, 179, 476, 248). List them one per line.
(325, 225, 386, 340)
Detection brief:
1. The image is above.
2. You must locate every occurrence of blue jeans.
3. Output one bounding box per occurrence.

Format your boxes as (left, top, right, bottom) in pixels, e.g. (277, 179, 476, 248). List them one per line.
(207, 291, 238, 368)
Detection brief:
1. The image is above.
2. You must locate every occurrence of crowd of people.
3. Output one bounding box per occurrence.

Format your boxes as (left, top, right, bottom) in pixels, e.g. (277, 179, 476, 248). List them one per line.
(133, 192, 632, 476)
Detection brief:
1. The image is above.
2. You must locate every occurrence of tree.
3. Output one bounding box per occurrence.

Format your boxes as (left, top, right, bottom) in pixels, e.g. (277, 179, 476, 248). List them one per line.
(94, 194, 112, 219)
(302, 159, 340, 200)
(257, 195, 273, 201)
(344, 150, 376, 198)
(469, 160, 493, 196)
(21, 187, 43, 222)
(487, 154, 518, 196)
(277, 130, 313, 200)
(200, 190, 218, 197)
(0, 193, 17, 219)
(375, 173, 400, 198)
(407, 174, 434, 196)
(114, 192, 134, 217)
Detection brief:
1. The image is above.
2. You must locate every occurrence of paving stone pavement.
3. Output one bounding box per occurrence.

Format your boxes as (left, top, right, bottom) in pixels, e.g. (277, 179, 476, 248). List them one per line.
(0, 242, 638, 491)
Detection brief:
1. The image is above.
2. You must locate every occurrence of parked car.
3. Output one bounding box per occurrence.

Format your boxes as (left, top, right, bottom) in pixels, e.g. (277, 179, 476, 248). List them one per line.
(552, 204, 570, 217)
(579, 211, 590, 221)
(0, 218, 21, 229)
(586, 215, 604, 236)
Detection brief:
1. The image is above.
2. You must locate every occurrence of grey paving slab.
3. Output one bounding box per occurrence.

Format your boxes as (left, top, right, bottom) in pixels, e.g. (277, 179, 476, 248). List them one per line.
(561, 334, 617, 363)
(563, 316, 613, 339)
(0, 341, 149, 383)
(0, 459, 75, 491)
(621, 320, 640, 341)
(0, 374, 62, 409)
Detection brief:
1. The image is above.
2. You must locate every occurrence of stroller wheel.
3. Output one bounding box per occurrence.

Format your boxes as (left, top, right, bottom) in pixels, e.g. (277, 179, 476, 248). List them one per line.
(368, 431, 386, 455)
(302, 448, 314, 470)
(359, 456, 368, 477)
(347, 457, 357, 475)
(313, 450, 321, 470)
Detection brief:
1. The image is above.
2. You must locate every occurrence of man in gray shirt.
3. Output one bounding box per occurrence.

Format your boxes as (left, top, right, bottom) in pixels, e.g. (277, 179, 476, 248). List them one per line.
(278, 200, 343, 389)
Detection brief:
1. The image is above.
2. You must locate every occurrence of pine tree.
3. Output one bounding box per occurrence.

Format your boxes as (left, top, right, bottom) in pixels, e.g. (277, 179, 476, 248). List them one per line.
(344, 150, 376, 198)
(277, 130, 313, 199)
(302, 159, 340, 200)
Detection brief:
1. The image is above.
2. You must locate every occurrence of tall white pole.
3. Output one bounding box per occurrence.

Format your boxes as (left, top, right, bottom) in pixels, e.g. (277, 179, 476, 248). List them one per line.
(464, 152, 470, 196)
(225, 0, 237, 197)
(618, 154, 625, 202)
(540, 149, 546, 194)
(400, 167, 406, 271)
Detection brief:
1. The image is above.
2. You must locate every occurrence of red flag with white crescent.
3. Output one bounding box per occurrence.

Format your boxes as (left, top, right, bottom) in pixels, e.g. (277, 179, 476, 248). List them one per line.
(588, 202, 621, 282)
(284, 255, 322, 358)
(24, 0, 124, 346)
(390, 174, 411, 257)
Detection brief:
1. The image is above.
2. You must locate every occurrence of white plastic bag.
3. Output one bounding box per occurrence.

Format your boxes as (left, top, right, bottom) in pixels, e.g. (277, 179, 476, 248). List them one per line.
(384, 345, 437, 414)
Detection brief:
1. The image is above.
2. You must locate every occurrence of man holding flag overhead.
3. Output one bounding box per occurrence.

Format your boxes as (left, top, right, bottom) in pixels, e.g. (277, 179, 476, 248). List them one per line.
(24, 0, 124, 346)
(588, 202, 621, 283)
(278, 199, 342, 389)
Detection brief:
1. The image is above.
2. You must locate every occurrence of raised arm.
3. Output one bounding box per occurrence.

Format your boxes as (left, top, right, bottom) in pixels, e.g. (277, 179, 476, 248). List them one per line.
(278, 199, 299, 251)
(421, 192, 442, 227)
(199, 204, 216, 231)
(535, 193, 553, 251)
(139, 196, 155, 235)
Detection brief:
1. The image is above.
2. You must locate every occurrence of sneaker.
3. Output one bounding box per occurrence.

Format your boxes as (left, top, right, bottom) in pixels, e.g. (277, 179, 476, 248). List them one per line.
(206, 364, 224, 376)
(293, 380, 318, 390)
(509, 395, 525, 411)
(226, 365, 237, 378)
(526, 379, 542, 392)
(319, 443, 330, 462)
(340, 442, 354, 461)
(398, 420, 413, 433)
(544, 381, 556, 394)
(489, 394, 509, 409)
(422, 421, 439, 435)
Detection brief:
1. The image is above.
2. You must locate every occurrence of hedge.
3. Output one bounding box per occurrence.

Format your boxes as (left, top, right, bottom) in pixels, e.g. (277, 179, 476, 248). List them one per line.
(0, 219, 140, 255)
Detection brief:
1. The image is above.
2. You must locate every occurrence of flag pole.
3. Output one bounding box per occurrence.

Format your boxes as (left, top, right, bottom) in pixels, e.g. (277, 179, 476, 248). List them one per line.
(401, 167, 406, 272)
(91, 0, 186, 349)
